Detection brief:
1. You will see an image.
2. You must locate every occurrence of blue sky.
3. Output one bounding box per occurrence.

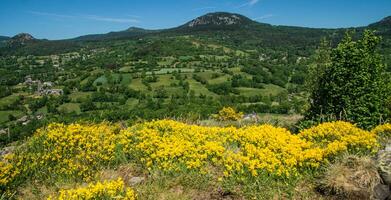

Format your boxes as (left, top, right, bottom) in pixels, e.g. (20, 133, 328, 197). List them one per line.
(0, 0, 390, 40)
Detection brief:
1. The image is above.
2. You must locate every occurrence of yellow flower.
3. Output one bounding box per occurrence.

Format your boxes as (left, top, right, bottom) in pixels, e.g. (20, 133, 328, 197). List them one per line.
(371, 123, 391, 136)
(213, 107, 243, 121)
(48, 178, 136, 200)
(1, 119, 379, 192)
(299, 121, 378, 157)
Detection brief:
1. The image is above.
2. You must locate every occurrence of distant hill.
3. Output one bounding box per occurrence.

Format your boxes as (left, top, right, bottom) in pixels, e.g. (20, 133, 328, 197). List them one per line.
(0, 36, 10, 48)
(368, 16, 391, 34)
(7, 33, 36, 47)
(72, 27, 157, 41)
(369, 16, 391, 28)
(0, 36, 9, 41)
(177, 12, 258, 30)
(0, 33, 80, 56)
(69, 12, 391, 48)
(11, 33, 35, 41)
(1, 12, 391, 56)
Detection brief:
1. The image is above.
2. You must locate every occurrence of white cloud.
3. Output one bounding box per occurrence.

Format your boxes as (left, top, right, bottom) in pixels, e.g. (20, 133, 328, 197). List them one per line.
(237, 0, 260, 8)
(248, 0, 259, 6)
(253, 14, 275, 20)
(29, 11, 140, 23)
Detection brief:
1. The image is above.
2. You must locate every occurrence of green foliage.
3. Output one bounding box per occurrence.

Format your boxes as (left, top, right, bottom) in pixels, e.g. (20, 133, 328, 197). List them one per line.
(2, 14, 391, 148)
(307, 30, 390, 129)
(80, 98, 96, 112)
(306, 38, 332, 94)
(206, 82, 237, 95)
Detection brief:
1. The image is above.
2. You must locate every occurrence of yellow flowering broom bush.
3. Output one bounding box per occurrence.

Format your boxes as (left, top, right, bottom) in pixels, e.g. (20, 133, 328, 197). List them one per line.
(0, 154, 19, 188)
(47, 178, 135, 200)
(371, 123, 391, 135)
(0, 122, 127, 190)
(122, 120, 367, 177)
(227, 125, 324, 176)
(371, 123, 391, 145)
(299, 121, 378, 157)
(0, 119, 380, 194)
(122, 119, 236, 172)
(212, 107, 243, 121)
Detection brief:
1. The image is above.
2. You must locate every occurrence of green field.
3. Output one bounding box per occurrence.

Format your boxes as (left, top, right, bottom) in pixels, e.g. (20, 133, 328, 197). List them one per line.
(237, 85, 285, 96)
(69, 92, 93, 102)
(188, 79, 217, 97)
(0, 94, 21, 109)
(58, 103, 81, 114)
(85, 68, 285, 99)
(0, 110, 24, 123)
(128, 78, 148, 91)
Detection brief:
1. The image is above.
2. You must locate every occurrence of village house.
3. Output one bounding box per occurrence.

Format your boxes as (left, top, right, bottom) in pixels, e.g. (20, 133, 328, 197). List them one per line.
(40, 89, 63, 95)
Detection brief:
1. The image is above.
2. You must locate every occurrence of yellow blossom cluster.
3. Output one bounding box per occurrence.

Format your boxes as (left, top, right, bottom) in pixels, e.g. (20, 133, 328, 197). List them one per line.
(371, 123, 391, 145)
(47, 178, 135, 200)
(0, 120, 380, 192)
(371, 123, 391, 135)
(33, 123, 124, 180)
(0, 122, 125, 189)
(226, 125, 324, 176)
(0, 154, 19, 187)
(122, 120, 376, 177)
(212, 107, 243, 121)
(123, 120, 236, 172)
(299, 121, 378, 156)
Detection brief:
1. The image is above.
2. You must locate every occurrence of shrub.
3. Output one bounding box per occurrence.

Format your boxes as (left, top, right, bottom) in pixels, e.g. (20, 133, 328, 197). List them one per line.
(371, 123, 391, 136)
(206, 83, 234, 95)
(212, 107, 243, 121)
(1, 120, 379, 196)
(307, 31, 390, 129)
(0, 122, 127, 191)
(47, 178, 135, 200)
(299, 121, 378, 157)
(371, 123, 391, 146)
(122, 120, 362, 177)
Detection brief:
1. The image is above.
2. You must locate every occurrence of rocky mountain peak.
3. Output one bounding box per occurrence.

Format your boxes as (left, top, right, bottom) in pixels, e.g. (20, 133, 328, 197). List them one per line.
(12, 33, 35, 41)
(9, 33, 36, 45)
(185, 12, 253, 28)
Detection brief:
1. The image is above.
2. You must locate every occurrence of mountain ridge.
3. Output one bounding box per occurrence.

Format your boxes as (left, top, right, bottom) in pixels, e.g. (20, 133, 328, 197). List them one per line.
(72, 26, 158, 41)
(71, 12, 391, 41)
(368, 16, 391, 33)
(180, 12, 256, 28)
(1, 12, 390, 56)
(0, 36, 9, 41)
(2, 12, 390, 42)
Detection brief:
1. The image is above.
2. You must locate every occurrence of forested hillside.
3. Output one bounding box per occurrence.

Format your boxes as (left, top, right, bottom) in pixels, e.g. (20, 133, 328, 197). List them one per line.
(0, 12, 391, 145)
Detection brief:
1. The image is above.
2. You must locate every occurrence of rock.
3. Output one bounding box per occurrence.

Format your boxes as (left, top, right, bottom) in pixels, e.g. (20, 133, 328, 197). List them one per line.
(378, 144, 391, 186)
(374, 184, 390, 200)
(0, 146, 15, 157)
(128, 176, 145, 185)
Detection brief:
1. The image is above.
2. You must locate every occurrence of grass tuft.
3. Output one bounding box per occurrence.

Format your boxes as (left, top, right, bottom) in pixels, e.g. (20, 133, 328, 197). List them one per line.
(318, 154, 381, 199)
